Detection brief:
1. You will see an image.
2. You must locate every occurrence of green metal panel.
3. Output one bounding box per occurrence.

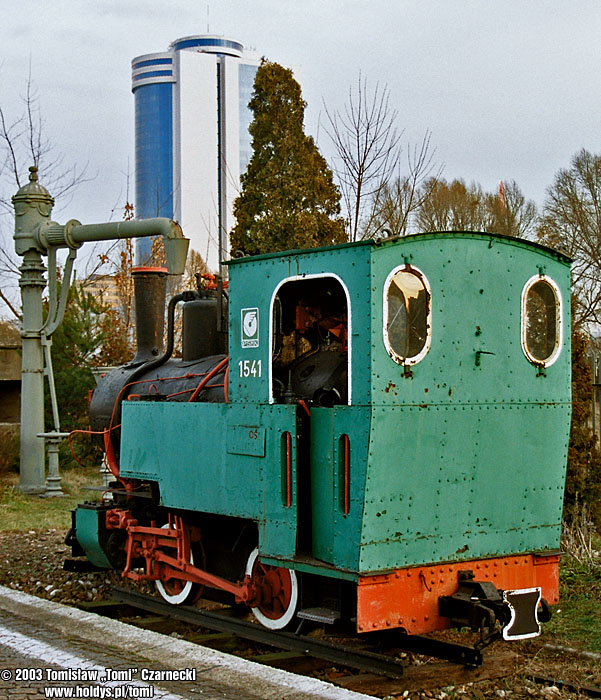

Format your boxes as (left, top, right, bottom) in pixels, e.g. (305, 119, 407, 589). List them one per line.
(227, 246, 373, 405)
(369, 234, 571, 407)
(119, 401, 298, 559)
(356, 233, 571, 573)
(75, 507, 112, 569)
(310, 406, 370, 570)
(358, 403, 569, 572)
(227, 425, 266, 457)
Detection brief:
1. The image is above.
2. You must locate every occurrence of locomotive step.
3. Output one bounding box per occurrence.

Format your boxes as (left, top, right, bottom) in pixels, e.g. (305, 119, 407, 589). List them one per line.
(297, 607, 341, 624)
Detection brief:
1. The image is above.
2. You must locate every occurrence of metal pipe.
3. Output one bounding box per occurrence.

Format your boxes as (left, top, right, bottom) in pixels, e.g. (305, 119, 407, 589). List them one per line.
(43, 248, 77, 337)
(38, 218, 189, 276)
(12, 167, 190, 493)
(69, 218, 182, 244)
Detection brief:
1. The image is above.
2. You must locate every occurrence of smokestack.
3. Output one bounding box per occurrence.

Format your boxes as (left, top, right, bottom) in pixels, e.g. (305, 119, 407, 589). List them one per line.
(131, 267, 167, 363)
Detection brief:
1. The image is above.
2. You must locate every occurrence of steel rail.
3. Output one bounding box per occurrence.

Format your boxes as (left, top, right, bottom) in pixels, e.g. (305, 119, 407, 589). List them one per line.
(112, 586, 406, 679)
(530, 674, 601, 698)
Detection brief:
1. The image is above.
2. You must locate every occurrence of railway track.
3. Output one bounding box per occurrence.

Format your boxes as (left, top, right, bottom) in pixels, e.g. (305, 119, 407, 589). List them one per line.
(99, 587, 518, 696)
(529, 675, 601, 698)
(112, 586, 407, 677)
(75, 587, 601, 698)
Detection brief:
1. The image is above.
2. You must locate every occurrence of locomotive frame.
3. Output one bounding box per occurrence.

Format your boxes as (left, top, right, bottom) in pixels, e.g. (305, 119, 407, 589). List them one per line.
(68, 231, 572, 658)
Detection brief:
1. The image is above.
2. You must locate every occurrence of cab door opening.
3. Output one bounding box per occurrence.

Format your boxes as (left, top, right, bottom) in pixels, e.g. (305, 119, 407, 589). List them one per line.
(270, 275, 350, 556)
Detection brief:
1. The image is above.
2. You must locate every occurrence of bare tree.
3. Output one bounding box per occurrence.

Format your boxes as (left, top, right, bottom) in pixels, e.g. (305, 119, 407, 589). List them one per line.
(0, 76, 88, 207)
(369, 131, 441, 237)
(0, 73, 90, 318)
(416, 178, 486, 232)
(483, 180, 537, 239)
(537, 148, 601, 326)
(323, 74, 403, 241)
(415, 177, 536, 239)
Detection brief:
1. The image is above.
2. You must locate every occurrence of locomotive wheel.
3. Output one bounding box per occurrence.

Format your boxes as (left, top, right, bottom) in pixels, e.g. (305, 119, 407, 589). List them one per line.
(155, 523, 202, 605)
(245, 548, 299, 630)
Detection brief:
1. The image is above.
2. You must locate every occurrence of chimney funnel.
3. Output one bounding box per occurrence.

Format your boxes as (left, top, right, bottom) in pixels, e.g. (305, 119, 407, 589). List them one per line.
(131, 266, 167, 363)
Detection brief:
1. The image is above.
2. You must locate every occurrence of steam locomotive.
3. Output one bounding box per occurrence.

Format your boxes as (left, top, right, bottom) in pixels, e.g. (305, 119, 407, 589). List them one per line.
(67, 231, 571, 657)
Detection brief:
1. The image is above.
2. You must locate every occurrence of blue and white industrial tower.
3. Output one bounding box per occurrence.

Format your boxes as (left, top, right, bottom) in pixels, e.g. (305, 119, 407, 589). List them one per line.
(131, 35, 260, 271)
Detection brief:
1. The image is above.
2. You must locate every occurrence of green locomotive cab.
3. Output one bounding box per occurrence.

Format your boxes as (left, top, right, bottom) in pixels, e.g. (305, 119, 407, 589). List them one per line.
(70, 231, 571, 653)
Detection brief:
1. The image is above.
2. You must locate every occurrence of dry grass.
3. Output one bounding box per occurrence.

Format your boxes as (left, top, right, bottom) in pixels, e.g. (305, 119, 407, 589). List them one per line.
(0, 466, 102, 532)
(561, 504, 600, 566)
(541, 506, 601, 653)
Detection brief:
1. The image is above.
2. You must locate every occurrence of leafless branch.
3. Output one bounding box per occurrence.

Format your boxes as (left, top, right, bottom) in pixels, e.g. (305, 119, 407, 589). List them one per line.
(0, 104, 24, 190)
(0, 287, 20, 319)
(0, 72, 97, 316)
(323, 74, 403, 241)
(368, 131, 443, 238)
(538, 149, 601, 326)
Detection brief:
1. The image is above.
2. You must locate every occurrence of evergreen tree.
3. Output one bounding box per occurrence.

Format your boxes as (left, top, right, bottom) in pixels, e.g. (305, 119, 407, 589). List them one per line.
(231, 61, 345, 256)
(44, 283, 107, 468)
(45, 284, 105, 432)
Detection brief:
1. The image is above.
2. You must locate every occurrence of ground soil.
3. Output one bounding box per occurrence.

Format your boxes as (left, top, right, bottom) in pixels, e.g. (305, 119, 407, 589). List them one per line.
(0, 528, 600, 699)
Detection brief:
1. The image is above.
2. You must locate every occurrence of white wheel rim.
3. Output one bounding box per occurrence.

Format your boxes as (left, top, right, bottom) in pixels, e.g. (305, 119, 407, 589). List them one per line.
(245, 548, 298, 630)
(155, 523, 195, 605)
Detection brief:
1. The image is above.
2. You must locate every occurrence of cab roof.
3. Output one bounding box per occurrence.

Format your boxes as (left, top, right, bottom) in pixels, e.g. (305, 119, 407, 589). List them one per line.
(225, 231, 572, 267)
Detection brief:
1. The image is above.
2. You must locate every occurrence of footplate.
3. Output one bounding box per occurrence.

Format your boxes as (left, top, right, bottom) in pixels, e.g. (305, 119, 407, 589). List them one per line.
(502, 587, 542, 640)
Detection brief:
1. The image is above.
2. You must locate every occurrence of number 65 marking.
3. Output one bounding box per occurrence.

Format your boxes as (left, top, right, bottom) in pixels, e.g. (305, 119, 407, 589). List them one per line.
(238, 359, 262, 378)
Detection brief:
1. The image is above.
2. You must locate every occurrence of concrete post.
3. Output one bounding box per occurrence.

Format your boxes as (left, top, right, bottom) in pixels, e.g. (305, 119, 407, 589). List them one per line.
(18, 250, 47, 493)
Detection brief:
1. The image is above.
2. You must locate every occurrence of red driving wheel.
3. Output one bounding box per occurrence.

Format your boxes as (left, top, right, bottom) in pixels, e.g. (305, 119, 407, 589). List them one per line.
(245, 548, 299, 629)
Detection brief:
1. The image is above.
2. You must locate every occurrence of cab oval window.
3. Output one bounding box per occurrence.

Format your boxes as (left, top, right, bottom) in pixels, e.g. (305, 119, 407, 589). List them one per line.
(385, 267, 431, 364)
(522, 277, 561, 366)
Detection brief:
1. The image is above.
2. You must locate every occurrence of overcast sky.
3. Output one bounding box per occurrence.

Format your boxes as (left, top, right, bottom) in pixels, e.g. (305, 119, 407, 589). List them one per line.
(3, 1, 601, 233)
